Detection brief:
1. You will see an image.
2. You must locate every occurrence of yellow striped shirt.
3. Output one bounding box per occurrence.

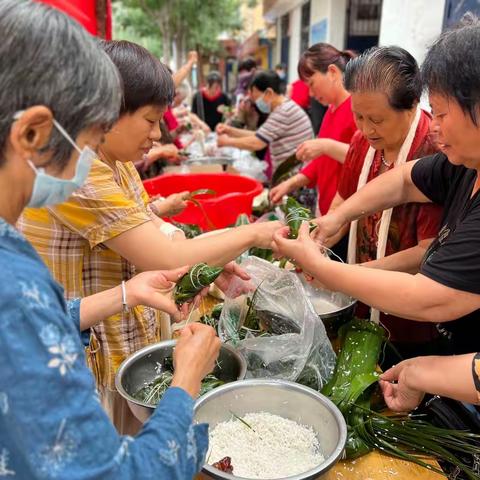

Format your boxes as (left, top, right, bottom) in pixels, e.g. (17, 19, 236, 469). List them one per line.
(18, 159, 160, 389)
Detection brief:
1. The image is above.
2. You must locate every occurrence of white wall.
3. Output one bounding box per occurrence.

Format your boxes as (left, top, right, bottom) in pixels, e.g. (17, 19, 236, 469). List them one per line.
(288, 6, 302, 80)
(328, 0, 347, 49)
(379, 0, 446, 65)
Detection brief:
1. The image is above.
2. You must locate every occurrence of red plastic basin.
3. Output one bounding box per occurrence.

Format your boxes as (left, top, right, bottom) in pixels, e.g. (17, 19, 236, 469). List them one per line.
(143, 173, 263, 230)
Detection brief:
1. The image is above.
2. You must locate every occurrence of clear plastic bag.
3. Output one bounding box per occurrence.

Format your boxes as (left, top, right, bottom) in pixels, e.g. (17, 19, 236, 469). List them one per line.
(219, 257, 335, 386)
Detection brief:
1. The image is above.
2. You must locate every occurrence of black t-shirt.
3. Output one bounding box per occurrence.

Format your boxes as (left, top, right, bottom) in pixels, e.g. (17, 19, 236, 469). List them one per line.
(191, 91, 231, 131)
(412, 153, 480, 353)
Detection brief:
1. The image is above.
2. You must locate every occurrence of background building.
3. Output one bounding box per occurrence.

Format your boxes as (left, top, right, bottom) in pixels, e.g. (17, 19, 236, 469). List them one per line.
(263, 0, 480, 83)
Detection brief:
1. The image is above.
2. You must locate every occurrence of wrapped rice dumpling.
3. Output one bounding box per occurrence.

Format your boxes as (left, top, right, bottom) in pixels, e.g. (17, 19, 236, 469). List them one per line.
(283, 196, 315, 239)
(174, 263, 223, 305)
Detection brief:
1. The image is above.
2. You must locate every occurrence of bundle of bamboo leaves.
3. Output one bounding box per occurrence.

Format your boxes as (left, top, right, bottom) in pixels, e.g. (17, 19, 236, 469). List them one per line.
(323, 319, 480, 478)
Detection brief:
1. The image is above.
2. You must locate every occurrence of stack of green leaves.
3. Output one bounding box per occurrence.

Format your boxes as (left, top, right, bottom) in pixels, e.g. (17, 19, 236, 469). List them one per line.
(322, 319, 480, 478)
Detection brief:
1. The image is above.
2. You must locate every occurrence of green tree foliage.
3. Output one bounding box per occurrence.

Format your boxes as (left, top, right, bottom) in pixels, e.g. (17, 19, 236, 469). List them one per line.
(113, 0, 242, 65)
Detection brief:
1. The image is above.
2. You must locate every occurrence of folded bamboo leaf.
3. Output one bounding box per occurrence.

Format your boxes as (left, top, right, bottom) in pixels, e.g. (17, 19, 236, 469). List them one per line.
(174, 263, 223, 305)
(271, 153, 301, 186)
(283, 196, 316, 239)
(188, 189, 216, 199)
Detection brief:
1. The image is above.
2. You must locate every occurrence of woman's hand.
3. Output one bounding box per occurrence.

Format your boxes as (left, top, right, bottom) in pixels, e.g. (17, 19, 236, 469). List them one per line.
(161, 192, 190, 216)
(272, 221, 324, 272)
(187, 50, 198, 65)
(214, 261, 253, 297)
(296, 139, 326, 162)
(380, 360, 426, 412)
(125, 267, 190, 322)
(144, 143, 179, 168)
(215, 122, 230, 135)
(171, 323, 221, 398)
(312, 211, 347, 245)
(250, 220, 283, 249)
(216, 134, 231, 147)
(269, 178, 294, 204)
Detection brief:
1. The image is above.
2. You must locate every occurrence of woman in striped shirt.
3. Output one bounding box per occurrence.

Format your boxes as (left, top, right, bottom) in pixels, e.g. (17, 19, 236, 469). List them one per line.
(217, 70, 313, 173)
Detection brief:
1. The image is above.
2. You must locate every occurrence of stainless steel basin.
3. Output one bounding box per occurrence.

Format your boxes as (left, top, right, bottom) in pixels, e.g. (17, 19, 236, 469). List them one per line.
(194, 379, 347, 480)
(115, 340, 247, 423)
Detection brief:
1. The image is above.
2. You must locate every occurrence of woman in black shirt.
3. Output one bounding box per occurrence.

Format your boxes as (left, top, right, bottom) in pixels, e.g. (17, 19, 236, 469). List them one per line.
(191, 71, 231, 131)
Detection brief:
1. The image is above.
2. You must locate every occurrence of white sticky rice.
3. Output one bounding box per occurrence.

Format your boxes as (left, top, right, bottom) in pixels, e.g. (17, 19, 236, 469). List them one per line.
(208, 411, 324, 478)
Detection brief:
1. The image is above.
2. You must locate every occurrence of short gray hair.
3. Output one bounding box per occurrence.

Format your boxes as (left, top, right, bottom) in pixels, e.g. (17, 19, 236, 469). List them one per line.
(0, 0, 122, 168)
(344, 46, 422, 111)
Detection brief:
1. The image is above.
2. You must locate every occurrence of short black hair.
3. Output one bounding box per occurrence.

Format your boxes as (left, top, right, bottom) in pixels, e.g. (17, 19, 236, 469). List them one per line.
(206, 71, 222, 88)
(344, 46, 421, 111)
(100, 40, 175, 114)
(421, 13, 480, 125)
(275, 63, 286, 70)
(239, 58, 256, 72)
(250, 70, 282, 94)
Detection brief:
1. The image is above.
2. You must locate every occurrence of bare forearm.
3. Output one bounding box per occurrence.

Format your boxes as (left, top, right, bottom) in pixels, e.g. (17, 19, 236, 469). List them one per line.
(172, 61, 194, 87)
(405, 354, 479, 404)
(362, 244, 428, 273)
(221, 135, 266, 151)
(227, 126, 255, 137)
(322, 139, 349, 164)
(79, 285, 123, 330)
(305, 256, 455, 322)
(106, 223, 261, 271)
(335, 162, 428, 224)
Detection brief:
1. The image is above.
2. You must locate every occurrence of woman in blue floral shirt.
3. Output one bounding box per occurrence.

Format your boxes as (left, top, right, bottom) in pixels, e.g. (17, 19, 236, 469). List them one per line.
(0, 1, 219, 478)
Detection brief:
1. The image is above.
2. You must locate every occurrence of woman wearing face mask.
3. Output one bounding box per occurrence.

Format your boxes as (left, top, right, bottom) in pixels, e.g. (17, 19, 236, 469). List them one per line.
(1, 2, 220, 478)
(217, 70, 313, 172)
(273, 46, 443, 366)
(273, 19, 480, 412)
(269, 44, 358, 223)
(19, 40, 280, 435)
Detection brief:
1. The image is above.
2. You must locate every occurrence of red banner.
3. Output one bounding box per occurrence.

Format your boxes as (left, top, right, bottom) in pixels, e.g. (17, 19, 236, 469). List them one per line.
(35, 0, 112, 39)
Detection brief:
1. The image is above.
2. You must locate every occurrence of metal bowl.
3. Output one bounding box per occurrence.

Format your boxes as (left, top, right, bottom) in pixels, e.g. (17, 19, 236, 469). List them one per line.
(115, 340, 247, 423)
(195, 379, 347, 480)
(300, 279, 356, 339)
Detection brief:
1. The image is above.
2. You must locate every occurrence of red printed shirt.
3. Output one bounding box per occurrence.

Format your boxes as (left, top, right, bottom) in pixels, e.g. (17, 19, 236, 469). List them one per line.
(338, 110, 443, 342)
(301, 96, 357, 215)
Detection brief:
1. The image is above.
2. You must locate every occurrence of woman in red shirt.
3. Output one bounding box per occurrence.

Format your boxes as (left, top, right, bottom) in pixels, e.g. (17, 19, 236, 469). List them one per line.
(270, 43, 357, 218)
(270, 43, 357, 260)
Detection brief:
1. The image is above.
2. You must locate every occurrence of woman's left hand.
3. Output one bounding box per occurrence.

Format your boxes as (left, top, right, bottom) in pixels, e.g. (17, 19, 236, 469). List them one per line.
(272, 221, 323, 272)
(296, 139, 326, 162)
(380, 360, 426, 412)
(214, 262, 253, 297)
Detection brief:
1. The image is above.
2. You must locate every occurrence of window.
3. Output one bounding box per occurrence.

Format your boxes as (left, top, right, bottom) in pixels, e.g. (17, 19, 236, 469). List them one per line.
(300, 1, 311, 54)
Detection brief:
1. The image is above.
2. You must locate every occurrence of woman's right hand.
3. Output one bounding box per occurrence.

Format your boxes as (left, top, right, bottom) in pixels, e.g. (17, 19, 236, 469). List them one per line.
(312, 211, 346, 245)
(250, 220, 283, 249)
(171, 323, 221, 398)
(269, 180, 293, 204)
(215, 123, 230, 135)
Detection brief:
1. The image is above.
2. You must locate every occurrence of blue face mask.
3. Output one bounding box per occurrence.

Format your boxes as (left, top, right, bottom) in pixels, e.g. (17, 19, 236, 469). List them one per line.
(255, 95, 271, 114)
(14, 111, 96, 208)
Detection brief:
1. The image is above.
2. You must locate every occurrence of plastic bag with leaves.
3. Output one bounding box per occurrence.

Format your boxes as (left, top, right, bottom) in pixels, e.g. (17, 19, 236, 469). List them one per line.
(218, 257, 335, 385)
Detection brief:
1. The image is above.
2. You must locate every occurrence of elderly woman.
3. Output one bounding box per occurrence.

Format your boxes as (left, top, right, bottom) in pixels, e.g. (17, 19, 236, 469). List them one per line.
(19, 39, 280, 434)
(272, 19, 480, 410)
(0, 1, 220, 478)
(274, 46, 444, 365)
